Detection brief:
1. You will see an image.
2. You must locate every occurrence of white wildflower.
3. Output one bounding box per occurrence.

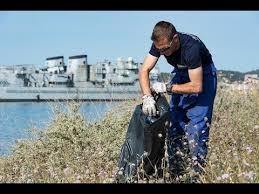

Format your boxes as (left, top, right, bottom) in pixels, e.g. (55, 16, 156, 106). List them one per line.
(189, 139, 195, 144)
(245, 146, 253, 154)
(74, 180, 81, 183)
(98, 151, 104, 156)
(165, 173, 170, 178)
(221, 173, 230, 179)
(143, 151, 148, 157)
(157, 179, 164, 183)
(26, 179, 33, 183)
(118, 170, 123, 175)
(63, 167, 73, 176)
(192, 156, 197, 161)
(244, 171, 256, 181)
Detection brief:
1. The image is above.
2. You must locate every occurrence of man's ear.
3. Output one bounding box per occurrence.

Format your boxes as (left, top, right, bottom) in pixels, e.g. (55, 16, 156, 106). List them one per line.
(173, 33, 178, 43)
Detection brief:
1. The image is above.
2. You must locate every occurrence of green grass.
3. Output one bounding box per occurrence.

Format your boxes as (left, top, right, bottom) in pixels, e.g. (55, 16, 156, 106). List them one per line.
(0, 87, 258, 183)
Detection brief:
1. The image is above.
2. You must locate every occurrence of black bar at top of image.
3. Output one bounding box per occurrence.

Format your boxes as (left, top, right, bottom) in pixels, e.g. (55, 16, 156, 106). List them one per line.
(0, 0, 259, 10)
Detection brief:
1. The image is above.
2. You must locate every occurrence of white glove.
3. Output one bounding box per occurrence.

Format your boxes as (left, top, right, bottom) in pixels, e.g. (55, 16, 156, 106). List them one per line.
(142, 95, 156, 117)
(151, 82, 167, 93)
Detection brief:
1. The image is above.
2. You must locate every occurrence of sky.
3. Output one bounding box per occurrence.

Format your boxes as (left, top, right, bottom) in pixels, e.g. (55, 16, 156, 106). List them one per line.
(0, 11, 258, 73)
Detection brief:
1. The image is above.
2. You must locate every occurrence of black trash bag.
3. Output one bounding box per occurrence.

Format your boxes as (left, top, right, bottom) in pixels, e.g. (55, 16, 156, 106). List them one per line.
(116, 92, 170, 183)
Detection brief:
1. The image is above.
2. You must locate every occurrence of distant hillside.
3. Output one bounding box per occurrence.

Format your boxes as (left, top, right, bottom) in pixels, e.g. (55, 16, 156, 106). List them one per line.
(217, 69, 259, 82)
(245, 69, 259, 75)
(158, 69, 259, 83)
(217, 70, 244, 82)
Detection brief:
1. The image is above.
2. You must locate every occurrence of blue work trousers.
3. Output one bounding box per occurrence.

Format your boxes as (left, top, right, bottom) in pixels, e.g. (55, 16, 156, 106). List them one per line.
(167, 63, 217, 175)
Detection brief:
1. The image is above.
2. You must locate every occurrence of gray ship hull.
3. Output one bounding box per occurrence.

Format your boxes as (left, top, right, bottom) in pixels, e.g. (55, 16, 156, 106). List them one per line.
(0, 86, 142, 102)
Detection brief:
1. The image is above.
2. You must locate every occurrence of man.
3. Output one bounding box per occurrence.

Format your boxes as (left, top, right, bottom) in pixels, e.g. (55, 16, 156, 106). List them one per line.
(139, 21, 217, 180)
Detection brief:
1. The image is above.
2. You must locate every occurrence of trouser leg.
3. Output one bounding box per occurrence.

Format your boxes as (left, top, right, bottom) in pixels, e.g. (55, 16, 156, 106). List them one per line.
(167, 95, 189, 177)
(184, 105, 213, 174)
(184, 69, 217, 174)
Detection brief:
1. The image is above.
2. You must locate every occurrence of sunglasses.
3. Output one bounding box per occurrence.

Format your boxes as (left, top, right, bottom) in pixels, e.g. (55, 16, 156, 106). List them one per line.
(157, 40, 173, 53)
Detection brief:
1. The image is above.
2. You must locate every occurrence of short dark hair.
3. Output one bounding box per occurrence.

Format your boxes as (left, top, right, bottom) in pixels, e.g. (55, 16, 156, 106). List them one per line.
(151, 21, 177, 42)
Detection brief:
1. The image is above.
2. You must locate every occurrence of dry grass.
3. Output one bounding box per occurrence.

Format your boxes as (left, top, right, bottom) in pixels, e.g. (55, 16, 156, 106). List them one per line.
(0, 87, 258, 183)
(201, 87, 259, 183)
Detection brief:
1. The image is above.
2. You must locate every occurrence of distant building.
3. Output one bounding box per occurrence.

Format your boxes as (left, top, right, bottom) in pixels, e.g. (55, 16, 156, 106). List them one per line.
(217, 71, 230, 83)
(244, 74, 259, 84)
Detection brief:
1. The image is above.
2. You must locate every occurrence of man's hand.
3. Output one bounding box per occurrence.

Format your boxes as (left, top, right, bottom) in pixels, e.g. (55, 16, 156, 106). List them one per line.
(142, 95, 156, 117)
(151, 82, 167, 93)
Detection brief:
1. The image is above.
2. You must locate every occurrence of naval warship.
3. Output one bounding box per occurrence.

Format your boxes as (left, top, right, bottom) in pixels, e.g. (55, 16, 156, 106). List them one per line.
(0, 55, 160, 101)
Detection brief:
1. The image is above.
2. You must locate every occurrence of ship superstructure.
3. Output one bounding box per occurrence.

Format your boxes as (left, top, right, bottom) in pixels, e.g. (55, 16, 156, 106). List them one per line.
(0, 54, 160, 101)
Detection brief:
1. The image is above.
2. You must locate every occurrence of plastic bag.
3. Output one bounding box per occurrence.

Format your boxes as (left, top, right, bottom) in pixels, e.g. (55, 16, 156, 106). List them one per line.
(116, 92, 170, 183)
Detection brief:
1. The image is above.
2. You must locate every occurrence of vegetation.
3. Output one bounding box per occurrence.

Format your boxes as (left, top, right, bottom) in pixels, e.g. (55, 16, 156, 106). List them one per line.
(0, 87, 258, 183)
(158, 69, 259, 83)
